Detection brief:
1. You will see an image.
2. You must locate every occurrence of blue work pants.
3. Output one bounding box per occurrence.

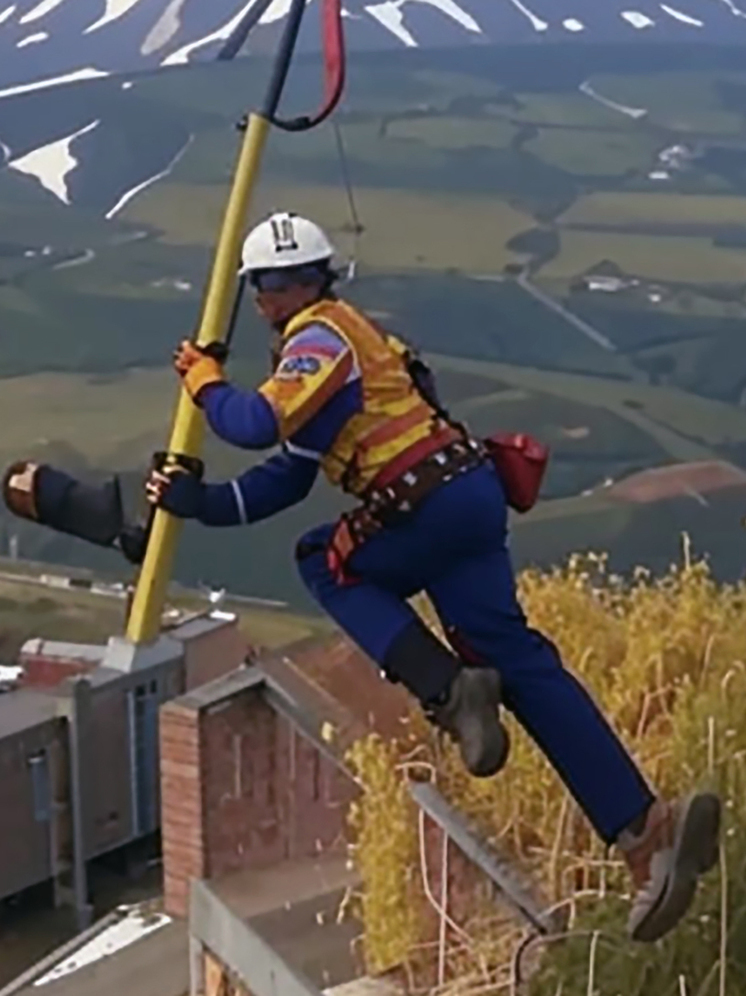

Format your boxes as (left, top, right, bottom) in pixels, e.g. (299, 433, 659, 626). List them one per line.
(296, 461, 654, 845)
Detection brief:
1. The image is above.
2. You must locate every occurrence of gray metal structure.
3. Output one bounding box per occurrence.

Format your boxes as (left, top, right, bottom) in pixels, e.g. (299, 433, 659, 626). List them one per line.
(189, 879, 324, 996)
(0, 619, 213, 927)
(409, 780, 559, 935)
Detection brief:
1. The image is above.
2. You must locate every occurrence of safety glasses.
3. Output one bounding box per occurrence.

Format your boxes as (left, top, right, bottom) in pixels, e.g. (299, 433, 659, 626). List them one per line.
(247, 263, 329, 292)
(248, 270, 293, 292)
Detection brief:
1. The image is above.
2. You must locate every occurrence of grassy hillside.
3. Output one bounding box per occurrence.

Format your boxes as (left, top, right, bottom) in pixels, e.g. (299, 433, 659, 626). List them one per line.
(5, 334, 746, 600)
(4, 54, 746, 593)
(5, 58, 746, 376)
(6, 340, 746, 601)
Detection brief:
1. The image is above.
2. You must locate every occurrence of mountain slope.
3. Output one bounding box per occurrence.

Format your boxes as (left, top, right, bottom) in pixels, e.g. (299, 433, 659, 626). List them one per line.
(1, 0, 746, 101)
(2, 0, 746, 218)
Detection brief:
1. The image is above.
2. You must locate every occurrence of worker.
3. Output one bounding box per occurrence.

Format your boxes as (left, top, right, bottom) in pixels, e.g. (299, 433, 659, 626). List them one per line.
(146, 211, 721, 943)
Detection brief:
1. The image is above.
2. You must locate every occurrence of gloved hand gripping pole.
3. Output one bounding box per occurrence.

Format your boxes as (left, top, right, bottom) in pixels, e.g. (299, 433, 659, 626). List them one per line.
(123, 0, 345, 645)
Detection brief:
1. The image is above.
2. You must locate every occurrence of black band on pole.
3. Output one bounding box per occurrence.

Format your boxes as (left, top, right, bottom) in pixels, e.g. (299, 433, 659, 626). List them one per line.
(224, 274, 248, 352)
(217, 0, 279, 60)
(259, 0, 308, 121)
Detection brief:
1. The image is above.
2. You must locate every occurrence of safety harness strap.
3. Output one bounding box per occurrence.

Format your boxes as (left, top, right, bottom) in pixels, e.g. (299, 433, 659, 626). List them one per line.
(326, 438, 485, 584)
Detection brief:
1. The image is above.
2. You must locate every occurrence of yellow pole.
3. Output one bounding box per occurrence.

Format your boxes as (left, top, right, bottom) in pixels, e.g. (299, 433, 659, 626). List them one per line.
(125, 112, 270, 645)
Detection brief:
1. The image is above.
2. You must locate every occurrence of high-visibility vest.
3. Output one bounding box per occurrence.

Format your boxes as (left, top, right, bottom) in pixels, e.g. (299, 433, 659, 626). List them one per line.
(282, 298, 455, 495)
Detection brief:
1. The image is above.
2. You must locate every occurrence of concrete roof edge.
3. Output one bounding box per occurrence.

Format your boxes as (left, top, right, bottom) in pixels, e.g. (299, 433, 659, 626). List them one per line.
(258, 641, 368, 735)
(171, 664, 266, 712)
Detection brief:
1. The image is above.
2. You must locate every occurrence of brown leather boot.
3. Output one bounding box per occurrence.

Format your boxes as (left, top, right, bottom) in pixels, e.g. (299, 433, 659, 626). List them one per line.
(617, 793, 721, 942)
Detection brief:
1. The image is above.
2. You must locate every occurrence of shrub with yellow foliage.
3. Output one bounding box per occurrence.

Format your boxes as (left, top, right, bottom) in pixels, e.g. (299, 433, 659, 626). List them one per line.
(345, 541, 745, 995)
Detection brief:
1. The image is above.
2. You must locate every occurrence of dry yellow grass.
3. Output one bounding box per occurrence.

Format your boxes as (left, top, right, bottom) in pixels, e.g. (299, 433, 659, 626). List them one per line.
(346, 544, 743, 994)
(122, 181, 533, 273)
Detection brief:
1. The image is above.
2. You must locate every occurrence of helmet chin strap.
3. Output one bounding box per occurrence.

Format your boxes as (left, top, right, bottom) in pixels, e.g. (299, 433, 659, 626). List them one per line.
(272, 276, 337, 332)
(268, 292, 318, 333)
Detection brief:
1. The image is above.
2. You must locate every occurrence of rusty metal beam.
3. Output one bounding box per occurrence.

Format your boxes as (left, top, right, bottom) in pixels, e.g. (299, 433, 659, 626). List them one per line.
(409, 780, 557, 935)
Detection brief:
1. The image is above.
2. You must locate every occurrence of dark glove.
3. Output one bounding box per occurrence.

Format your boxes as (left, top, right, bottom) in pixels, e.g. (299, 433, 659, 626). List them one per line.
(173, 339, 228, 403)
(3, 460, 124, 547)
(145, 462, 204, 519)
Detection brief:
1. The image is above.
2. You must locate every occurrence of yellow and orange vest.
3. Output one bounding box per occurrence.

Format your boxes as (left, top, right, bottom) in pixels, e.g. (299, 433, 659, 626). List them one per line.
(282, 298, 456, 496)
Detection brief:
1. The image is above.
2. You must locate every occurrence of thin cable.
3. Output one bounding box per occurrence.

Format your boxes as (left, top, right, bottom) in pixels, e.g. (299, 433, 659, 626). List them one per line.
(332, 117, 363, 277)
(438, 830, 449, 987)
(418, 808, 473, 944)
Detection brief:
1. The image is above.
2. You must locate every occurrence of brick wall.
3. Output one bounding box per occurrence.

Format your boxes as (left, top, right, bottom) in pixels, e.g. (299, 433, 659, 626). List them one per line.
(279, 718, 354, 861)
(181, 621, 248, 691)
(19, 655, 96, 688)
(202, 690, 355, 881)
(288, 634, 412, 740)
(160, 702, 205, 917)
(160, 677, 357, 917)
(202, 690, 285, 877)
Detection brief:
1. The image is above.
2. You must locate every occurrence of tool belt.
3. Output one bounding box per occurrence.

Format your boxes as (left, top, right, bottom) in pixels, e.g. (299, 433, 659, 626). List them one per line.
(327, 436, 484, 584)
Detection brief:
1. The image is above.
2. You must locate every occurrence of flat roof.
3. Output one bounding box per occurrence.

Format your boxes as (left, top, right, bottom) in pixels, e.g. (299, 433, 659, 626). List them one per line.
(20, 639, 105, 663)
(166, 613, 237, 642)
(0, 687, 59, 738)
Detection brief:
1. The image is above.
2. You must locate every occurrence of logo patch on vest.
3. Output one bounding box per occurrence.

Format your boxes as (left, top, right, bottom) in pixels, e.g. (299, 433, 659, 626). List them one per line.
(276, 354, 322, 379)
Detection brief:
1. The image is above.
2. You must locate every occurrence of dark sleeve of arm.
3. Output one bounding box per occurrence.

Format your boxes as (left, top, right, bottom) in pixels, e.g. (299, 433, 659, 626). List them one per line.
(199, 382, 280, 450)
(196, 448, 319, 527)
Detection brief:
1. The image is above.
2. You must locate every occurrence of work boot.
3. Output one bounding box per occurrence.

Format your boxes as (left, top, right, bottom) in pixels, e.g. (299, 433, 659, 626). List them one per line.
(428, 667, 510, 778)
(617, 793, 721, 942)
(381, 621, 509, 778)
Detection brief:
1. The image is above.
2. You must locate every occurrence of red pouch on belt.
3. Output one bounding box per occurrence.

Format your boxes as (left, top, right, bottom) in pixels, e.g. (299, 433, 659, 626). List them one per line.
(483, 432, 549, 513)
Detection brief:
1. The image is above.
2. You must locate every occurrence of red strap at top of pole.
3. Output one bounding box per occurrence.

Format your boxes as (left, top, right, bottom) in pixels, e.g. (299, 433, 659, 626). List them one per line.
(321, 0, 346, 118)
(271, 0, 346, 132)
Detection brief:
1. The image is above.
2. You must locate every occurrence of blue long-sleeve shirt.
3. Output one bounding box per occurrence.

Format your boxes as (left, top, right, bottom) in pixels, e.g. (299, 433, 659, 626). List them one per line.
(195, 323, 362, 525)
(197, 447, 319, 526)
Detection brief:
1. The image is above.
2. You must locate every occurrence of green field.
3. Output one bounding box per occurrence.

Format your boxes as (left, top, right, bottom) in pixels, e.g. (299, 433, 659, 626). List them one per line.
(561, 192, 746, 228)
(9, 340, 746, 601)
(586, 70, 746, 134)
(2, 344, 732, 483)
(540, 230, 746, 283)
(433, 353, 746, 458)
(121, 180, 535, 272)
(114, 65, 746, 297)
(386, 114, 517, 150)
(4, 55, 746, 593)
(524, 128, 659, 176)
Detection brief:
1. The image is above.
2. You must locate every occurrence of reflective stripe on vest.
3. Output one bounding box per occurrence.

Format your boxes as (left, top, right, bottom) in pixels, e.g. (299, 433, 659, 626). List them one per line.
(282, 299, 445, 495)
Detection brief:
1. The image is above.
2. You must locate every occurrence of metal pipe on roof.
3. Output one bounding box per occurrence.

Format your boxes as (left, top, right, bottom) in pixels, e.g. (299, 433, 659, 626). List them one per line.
(68, 677, 94, 930)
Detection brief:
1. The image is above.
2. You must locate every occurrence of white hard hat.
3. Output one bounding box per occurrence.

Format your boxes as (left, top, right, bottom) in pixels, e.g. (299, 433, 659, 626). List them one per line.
(239, 211, 335, 275)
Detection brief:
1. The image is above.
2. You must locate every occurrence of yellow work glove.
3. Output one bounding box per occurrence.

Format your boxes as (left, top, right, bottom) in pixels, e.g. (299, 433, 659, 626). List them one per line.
(173, 339, 225, 403)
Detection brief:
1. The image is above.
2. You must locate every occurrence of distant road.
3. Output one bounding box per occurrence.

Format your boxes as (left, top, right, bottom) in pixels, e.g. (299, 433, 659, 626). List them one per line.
(516, 273, 617, 352)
